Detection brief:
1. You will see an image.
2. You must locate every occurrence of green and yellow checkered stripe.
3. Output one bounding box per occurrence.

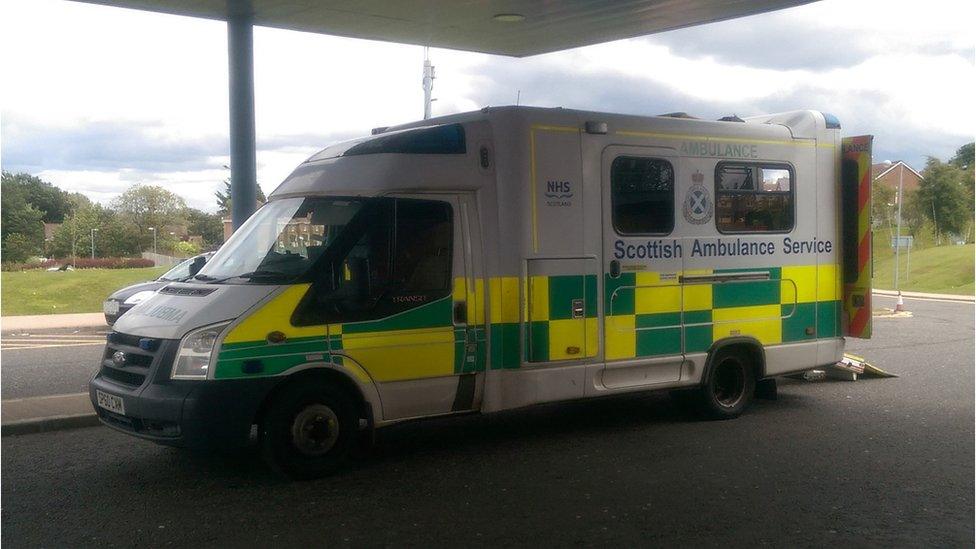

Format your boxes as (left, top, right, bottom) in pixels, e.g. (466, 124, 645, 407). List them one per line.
(603, 264, 842, 360)
(214, 281, 486, 381)
(523, 274, 599, 363)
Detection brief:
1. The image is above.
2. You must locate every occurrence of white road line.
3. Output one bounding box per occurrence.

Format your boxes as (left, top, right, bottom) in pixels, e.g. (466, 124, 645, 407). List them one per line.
(3, 338, 105, 342)
(1, 342, 106, 350)
(1, 334, 107, 339)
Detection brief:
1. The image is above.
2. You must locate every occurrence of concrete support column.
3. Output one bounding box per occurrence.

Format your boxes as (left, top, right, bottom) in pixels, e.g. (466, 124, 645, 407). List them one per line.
(227, 0, 257, 230)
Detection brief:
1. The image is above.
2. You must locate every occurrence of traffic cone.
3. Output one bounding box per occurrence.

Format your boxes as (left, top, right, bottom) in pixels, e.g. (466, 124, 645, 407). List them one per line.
(895, 291, 905, 312)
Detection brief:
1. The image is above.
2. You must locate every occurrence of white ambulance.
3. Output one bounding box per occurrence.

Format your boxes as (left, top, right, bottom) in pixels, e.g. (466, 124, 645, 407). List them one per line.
(90, 106, 873, 477)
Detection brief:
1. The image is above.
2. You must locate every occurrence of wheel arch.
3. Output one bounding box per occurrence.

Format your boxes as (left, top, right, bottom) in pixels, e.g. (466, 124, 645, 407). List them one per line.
(253, 362, 378, 431)
(701, 336, 766, 385)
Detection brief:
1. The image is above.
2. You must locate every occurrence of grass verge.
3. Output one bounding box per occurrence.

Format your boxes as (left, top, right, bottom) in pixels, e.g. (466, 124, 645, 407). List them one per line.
(1, 267, 168, 316)
(872, 243, 974, 295)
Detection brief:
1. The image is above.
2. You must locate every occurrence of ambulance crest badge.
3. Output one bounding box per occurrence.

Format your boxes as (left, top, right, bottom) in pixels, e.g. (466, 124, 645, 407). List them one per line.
(683, 171, 712, 225)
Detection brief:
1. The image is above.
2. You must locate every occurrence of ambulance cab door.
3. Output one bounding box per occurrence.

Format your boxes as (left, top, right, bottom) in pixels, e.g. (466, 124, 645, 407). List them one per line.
(325, 193, 486, 421)
(601, 146, 685, 388)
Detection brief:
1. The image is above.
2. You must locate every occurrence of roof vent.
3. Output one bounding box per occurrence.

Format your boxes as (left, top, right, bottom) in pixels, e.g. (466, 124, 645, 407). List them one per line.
(371, 127, 389, 135)
(659, 112, 697, 119)
(585, 121, 608, 134)
(718, 114, 745, 123)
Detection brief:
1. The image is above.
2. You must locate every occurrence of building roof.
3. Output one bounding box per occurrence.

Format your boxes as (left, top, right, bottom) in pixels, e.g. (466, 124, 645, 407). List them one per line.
(69, 0, 812, 57)
(872, 161, 923, 182)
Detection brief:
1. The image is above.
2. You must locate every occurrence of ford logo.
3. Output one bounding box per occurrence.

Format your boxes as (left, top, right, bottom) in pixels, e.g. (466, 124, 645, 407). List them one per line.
(112, 351, 127, 367)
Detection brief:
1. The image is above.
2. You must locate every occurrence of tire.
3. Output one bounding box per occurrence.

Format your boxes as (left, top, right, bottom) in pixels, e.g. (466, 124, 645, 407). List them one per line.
(697, 347, 756, 420)
(260, 380, 358, 479)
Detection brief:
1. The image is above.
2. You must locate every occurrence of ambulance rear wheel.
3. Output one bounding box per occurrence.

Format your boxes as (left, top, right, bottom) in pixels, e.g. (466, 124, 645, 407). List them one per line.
(699, 347, 755, 419)
(260, 381, 357, 479)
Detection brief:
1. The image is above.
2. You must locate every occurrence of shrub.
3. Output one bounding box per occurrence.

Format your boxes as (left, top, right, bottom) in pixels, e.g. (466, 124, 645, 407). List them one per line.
(173, 240, 201, 256)
(0, 257, 154, 271)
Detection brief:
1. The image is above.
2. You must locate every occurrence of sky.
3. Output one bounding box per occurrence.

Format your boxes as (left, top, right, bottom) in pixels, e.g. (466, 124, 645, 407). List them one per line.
(1, 0, 974, 212)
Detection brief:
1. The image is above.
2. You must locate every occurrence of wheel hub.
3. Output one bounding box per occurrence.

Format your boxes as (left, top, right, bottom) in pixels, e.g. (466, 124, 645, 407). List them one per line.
(713, 358, 745, 408)
(290, 404, 340, 456)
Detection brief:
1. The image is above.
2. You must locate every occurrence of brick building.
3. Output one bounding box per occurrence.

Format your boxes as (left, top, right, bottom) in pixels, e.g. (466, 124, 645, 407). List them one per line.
(872, 161, 923, 203)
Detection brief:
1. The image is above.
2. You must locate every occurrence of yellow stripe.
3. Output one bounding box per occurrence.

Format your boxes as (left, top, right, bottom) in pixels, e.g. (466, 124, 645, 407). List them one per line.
(615, 129, 819, 148)
(712, 304, 782, 345)
(223, 284, 322, 344)
(634, 271, 681, 314)
(605, 314, 636, 360)
(817, 263, 841, 302)
(528, 275, 549, 322)
(548, 318, 586, 360)
(781, 265, 817, 304)
(489, 276, 520, 324)
(341, 326, 455, 381)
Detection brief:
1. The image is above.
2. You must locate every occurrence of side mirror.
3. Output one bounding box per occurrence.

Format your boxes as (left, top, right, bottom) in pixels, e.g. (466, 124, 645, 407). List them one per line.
(189, 257, 206, 276)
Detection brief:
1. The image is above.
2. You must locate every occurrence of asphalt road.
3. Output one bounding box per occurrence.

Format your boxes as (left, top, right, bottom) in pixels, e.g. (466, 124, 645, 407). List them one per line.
(0, 328, 106, 399)
(2, 295, 973, 547)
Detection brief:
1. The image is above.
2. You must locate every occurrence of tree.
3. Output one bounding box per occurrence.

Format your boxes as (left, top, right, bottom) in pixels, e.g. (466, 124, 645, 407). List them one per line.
(1, 171, 73, 223)
(112, 185, 187, 249)
(917, 157, 970, 237)
(184, 208, 224, 248)
(950, 143, 974, 171)
(0, 190, 44, 259)
(50, 203, 141, 259)
(215, 179, 266, 216)
(871, 178, 895, 229)
(2, 233, 38, 263)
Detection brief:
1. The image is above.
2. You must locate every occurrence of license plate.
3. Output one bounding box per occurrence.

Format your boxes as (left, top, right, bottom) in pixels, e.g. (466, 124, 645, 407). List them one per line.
(103, 300, 120, 315)
(96, 390, 125, 415)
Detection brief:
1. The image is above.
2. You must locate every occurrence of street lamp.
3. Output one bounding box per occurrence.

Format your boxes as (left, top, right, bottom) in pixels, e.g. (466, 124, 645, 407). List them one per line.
(149, 227, 157, 257)
(90, 228, 98, 259)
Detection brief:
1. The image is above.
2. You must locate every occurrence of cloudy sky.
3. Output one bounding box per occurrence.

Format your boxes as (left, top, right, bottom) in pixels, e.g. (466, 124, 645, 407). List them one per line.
(2, 0, 973, 212)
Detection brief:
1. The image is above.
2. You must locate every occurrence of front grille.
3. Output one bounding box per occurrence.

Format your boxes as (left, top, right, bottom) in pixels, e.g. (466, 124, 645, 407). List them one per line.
(100, 332, 165, 388)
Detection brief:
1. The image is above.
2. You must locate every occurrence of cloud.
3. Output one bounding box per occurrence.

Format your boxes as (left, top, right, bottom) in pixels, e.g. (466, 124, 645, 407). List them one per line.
(1, 0, 973, 207)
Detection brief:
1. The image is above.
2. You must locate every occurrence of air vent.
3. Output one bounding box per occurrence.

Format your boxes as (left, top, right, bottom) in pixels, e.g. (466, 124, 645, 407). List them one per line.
(158, 286, 217, 297)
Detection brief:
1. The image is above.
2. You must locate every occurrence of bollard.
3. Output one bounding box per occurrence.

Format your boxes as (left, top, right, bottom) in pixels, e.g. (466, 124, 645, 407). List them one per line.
(895, 291, 905, 312)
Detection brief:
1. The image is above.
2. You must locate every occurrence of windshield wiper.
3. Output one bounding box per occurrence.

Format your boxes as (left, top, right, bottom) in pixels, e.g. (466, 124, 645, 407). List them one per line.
(192, 273, 217, 281)
(198, 270, 292, 284)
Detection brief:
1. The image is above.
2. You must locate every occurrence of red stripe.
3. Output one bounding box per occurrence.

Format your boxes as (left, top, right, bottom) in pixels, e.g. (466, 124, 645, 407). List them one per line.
(850, 298, 871, 336)
(857, 168, 870, 211)
(857, 229, 870, 271)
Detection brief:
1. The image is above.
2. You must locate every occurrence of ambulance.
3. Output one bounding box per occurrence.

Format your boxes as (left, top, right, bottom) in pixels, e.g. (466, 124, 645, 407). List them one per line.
(89, 106, 873, 477)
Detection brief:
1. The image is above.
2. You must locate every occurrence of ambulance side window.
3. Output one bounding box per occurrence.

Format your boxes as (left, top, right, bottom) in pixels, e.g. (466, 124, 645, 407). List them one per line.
(715, 162, 794, 233)
(611, 157, 675, 235)
(295, 198, 453, 325)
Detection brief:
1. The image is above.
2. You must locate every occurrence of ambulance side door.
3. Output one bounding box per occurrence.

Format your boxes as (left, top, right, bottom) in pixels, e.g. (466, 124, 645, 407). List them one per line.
(601, 146, 684, 388)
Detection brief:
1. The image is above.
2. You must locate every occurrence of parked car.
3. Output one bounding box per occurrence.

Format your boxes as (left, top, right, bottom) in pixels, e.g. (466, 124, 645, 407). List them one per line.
(103, 253, 213, 325)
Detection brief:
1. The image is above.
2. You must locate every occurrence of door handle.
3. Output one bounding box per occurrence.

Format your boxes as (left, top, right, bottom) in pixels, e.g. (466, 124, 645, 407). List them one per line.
(572, 299, 585, 319)
(453, 301, 467, 324)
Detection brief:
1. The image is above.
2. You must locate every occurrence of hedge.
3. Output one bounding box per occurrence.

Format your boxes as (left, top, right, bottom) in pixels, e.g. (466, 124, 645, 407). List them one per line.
(1, 257, 155, 271)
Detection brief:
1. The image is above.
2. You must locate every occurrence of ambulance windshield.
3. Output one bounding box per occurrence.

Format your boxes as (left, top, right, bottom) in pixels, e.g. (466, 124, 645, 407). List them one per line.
(194, 197, 365, 284)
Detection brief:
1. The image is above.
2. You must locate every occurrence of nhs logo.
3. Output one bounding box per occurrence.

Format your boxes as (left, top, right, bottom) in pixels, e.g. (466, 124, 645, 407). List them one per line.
(544, 180, 573, 207)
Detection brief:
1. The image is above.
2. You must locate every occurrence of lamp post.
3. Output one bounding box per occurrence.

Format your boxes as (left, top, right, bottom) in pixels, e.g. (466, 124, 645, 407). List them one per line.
(149, 227, 157, 257)
(90, 228, 98, 259)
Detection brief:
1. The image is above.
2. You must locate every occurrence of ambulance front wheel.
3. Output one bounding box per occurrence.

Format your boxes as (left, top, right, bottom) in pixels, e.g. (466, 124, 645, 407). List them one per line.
(260, 380, 358, 479)
(698, 347, 756, 420)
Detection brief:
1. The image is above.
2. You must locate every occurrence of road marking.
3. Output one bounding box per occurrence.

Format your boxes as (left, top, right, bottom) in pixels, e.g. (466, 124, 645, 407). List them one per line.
(1, 340, 106, 350)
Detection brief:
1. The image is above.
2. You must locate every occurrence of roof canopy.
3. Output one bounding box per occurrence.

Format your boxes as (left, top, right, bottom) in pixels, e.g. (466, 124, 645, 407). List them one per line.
(72, 0, 813, 57)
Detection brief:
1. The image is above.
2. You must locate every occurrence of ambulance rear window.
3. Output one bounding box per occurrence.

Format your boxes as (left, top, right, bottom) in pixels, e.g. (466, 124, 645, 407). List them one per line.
(715, 162, 794, 233)
(610, 156, 675, 235)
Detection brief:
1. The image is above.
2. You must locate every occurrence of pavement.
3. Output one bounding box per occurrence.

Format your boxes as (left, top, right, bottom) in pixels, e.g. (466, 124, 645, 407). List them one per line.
(1, 312, 106, 331)
(1, 294, 972, 547)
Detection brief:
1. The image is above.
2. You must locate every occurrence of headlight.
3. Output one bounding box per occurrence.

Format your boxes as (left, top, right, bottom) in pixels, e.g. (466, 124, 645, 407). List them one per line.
(172, 322, 230, 380)
(123, 290, 157, 306)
